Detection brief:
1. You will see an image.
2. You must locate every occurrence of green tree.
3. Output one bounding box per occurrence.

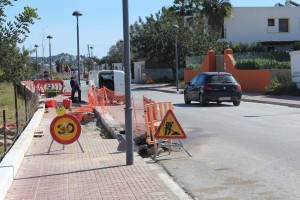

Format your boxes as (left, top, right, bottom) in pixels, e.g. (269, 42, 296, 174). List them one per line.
(170, 0, 202, 16)
(130, 5, 227, 79)
(201, 0, 232, 35)
(105, 40, 124, 64)
(0, 1, 39, 82)
(130, 8, 177, 66)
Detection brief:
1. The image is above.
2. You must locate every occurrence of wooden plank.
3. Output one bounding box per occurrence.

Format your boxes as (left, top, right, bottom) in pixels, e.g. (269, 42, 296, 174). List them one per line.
(34, 126, 45, 137)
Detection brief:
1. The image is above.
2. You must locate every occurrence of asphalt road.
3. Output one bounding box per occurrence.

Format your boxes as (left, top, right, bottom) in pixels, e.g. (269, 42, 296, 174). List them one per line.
(132, 89, 300, 200)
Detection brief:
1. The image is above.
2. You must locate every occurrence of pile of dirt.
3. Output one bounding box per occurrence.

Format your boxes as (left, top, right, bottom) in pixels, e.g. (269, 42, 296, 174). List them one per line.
(134, 133, 165, 157)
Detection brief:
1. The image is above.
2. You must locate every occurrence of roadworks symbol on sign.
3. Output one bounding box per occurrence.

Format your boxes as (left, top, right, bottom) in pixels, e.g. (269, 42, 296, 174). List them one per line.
(154, 110, 186, 139)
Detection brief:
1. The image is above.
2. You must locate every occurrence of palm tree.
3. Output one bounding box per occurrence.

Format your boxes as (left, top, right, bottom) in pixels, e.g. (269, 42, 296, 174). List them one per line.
(170, 0, 202, 17)
(201, 0, 232, 36)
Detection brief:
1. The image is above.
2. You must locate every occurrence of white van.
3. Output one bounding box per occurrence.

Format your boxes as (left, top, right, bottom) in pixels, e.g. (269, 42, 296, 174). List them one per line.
(87, 70, 125, 93)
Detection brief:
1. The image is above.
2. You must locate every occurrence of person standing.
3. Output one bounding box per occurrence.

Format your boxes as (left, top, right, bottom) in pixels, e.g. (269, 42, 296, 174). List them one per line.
(71, 75, 81, 103)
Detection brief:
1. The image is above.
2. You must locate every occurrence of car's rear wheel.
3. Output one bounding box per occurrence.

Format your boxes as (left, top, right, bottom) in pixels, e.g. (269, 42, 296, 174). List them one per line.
(184, 92, 191, 104)
(233, 101, 241, 106)
(199, 93, 205, 106)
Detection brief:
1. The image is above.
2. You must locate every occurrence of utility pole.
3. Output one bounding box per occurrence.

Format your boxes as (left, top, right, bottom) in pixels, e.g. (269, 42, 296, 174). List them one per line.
(123, 0, 133, 165)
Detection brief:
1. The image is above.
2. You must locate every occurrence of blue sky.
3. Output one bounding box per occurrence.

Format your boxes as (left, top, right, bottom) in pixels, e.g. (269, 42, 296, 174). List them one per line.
(5, 0, 290, 58)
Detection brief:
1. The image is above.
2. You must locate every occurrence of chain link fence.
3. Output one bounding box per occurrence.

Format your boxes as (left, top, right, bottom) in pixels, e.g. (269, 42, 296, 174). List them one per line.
(185, 55, 206, 70)
(0, 81, 39, 161)
(234, 52, 290, 70)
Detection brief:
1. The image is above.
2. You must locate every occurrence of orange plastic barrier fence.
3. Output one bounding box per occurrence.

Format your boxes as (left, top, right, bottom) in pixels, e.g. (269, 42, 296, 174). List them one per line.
(33, 80, 65, 94)
(21, 81, 35, 92)
(143, 95, 155, 106)
(144, 101, 173, 146)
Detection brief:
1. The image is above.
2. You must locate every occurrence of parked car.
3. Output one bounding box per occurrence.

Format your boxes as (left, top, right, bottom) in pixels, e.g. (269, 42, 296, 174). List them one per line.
(184, 72, 242, 106)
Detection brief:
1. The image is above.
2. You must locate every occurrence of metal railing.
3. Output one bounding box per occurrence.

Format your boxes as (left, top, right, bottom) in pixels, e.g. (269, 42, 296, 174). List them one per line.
(185, 55, 206, 70)
(234, 52, 290, 69)
(0, 81, 39, 161)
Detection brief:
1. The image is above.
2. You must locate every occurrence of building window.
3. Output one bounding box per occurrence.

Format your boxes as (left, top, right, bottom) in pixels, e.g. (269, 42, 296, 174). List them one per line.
(268, 19, 275, 26)
(221, 28, 226, 39)
(279, 18, 289, 32)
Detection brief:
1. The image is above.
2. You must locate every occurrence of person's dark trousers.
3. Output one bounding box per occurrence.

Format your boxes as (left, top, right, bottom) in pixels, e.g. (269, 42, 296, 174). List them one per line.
(71, 86, 81, 103)
(71, 87, 76, 103)
(77, 87, 81, 102)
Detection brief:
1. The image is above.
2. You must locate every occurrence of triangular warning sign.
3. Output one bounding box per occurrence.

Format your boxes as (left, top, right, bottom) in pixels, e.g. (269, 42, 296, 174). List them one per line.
(154, 110, 186, 139)
(147, 76, 154, 84)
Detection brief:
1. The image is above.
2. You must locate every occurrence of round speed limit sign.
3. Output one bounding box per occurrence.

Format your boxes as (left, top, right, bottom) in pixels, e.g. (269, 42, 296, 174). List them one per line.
(50, 114, 81, 145)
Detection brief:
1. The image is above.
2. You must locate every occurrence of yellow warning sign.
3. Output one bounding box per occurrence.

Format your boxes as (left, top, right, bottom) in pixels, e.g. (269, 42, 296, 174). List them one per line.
(147, 76, 154, 84)
(154, 110, 186, 139)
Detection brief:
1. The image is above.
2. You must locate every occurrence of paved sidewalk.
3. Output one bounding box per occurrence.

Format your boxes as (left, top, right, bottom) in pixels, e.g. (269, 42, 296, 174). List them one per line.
(3, 83, 300, 200)
(3, 108, 191, 200)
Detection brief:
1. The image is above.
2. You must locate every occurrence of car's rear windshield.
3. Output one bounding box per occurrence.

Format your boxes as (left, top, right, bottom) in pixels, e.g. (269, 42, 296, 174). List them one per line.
(206, 75, 237, 84)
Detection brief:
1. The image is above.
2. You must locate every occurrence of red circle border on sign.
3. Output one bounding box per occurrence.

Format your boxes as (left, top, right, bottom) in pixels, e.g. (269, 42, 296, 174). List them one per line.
(50, 114, 81, 145)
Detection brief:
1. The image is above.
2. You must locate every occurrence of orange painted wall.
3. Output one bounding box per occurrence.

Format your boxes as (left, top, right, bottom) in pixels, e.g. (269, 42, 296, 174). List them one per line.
(224, 49, 270, 93)
(184, 50, 216, 83)
(184, 49, 271, 94)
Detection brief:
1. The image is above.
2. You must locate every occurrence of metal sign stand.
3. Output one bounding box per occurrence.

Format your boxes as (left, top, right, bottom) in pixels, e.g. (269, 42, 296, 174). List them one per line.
(154, 139, 192, 161)
(48, 139, 84, 154)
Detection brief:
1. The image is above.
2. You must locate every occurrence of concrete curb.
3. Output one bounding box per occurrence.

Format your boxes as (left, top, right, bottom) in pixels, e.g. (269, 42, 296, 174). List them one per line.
(0, 105, 45, 200)
(94, 107, 124, 139)
(242, 98, 300, 108)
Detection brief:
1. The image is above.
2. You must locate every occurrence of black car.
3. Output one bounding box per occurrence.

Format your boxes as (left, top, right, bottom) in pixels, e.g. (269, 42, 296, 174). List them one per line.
(184, 72, 242, 106)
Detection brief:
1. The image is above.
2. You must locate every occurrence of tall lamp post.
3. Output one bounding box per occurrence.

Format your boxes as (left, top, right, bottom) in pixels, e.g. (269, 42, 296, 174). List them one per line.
(172, 24, 179, 92)
(34, 44, 39, 78)
(90, 46, 93, 58)
(47, 35, 53, 79)
(123, 0, 133, 165)
(72, 10, 82, 85)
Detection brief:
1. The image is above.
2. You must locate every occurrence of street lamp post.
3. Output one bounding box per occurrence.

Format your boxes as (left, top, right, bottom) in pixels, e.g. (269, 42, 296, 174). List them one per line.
(172, 24, 179, 92)
(34, 44, 38, 78)
(123, 0, 133, 165)
(72, 10, 82, 85)
(90, 46, 93, 58)
(47, 35, 53, 79)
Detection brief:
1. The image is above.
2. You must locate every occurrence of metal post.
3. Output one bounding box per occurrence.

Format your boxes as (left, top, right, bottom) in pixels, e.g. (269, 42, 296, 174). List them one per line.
(175, 34, 179, 92)
(73, 10, 82, 102)
(90, 46, 93, 58)
(3, 110, 7, 152)
(34, 45, 38, 78)
(24, 85, 28, 122)
(49, 40, 52, 78)
(47, 35, 53, 79)
(76, 16, 80, 84)
(123, 0, 133, 165)
(14, 82, 19, 133)
(172, 24, 179, 92)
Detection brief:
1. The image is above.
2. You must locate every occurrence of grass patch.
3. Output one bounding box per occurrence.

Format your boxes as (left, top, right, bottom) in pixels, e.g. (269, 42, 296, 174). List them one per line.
(0, 82, 26, 125)
(0, 146, 4, 156)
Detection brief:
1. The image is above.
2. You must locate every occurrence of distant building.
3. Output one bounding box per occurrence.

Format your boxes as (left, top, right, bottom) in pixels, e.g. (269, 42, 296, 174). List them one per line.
(221, 0, 300, 51)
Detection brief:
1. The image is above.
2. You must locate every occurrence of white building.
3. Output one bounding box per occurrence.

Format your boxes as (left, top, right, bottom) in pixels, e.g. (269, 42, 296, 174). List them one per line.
(222, 0, 300, 51)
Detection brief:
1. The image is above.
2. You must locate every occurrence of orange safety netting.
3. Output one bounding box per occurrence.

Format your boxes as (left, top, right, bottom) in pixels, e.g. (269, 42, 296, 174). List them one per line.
(87, 86, 125, 108)
(20, 81, 151, 137)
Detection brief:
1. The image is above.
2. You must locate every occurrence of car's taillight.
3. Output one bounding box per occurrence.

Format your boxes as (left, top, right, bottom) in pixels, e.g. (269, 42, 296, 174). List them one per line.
(236, 84, 242, 91)
(204, 83, 213, 90)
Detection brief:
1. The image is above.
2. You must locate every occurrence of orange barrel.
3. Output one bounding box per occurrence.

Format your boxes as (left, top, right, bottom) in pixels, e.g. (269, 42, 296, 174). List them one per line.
(45, 100, 57, 108)
(63, 98, 72, 109)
